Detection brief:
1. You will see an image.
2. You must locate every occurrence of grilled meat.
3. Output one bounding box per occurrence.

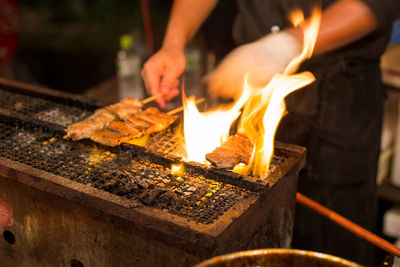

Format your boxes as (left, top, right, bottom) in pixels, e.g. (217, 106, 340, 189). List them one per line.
(90, 120, 141, 147)
(65, 98, 143, 140)
(106, 98, 143, 119)
(124, 114, 152, 132)
(206, 133, 253, 169)
(134, 107, 178, 132)
(89, 107, 178, 147)
(64, 108, 115, 140)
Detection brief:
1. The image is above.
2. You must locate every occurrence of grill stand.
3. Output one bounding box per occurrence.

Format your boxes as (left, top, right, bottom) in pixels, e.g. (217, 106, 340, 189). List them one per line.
(0, 157, 300, 266)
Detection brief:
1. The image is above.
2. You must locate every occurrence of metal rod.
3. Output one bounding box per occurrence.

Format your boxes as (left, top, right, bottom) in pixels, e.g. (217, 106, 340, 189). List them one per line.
(140, 0, 154, 55)
(167, 98, 205, 115)
(142, 93, 163, 104)
(296, 192, 400, 257)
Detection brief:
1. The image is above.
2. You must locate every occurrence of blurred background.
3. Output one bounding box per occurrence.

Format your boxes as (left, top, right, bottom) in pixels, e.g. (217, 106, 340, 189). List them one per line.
(0, 0, 237, 103)
(1, 1, 400, 265)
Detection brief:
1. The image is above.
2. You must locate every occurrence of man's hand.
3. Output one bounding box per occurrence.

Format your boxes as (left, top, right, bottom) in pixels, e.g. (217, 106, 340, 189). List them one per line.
(205, 31, 301, 99)
(0, 199, 13, 232)
(141, 46, 186, 109)
(141, 0, 218, 108)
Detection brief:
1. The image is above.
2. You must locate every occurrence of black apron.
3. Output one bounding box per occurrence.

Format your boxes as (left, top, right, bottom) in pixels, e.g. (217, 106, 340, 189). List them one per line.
(279, 56, 383, 267)
(233, 1, 389, 266)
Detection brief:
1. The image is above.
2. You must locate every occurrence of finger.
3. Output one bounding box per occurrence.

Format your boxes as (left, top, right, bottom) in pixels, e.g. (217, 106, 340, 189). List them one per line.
(164, 79, 180, 100)
(201, 73, 210, 85)
(172, 79, 179, 90)
(156, 97, 166, 109)
(142, 63, 162, 97)
(168, 87, 180, 100)
(160, 68, 180, 97)
(141, 69, 151, 95)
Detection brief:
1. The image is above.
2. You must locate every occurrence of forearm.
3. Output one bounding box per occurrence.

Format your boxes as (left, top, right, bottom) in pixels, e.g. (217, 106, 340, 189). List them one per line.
(288, 0, 378, 55)
(162, 0, 219, 49)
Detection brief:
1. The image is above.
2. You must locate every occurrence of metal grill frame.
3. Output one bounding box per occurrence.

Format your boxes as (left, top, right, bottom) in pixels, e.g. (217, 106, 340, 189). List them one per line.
(0, 78, 306, 266)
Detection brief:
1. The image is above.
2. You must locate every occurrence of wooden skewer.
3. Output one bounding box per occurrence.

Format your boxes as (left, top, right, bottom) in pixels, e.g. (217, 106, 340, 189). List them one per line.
(296, 192, 400, 257)
(167, 98, 205, 115)
(142, 93, 163, 104)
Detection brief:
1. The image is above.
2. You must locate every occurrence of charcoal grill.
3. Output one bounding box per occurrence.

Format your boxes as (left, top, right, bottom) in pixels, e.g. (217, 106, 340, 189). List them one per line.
(0, 78, 305, 266)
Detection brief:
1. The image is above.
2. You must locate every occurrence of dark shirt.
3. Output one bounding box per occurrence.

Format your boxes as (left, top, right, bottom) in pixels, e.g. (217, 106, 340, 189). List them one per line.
(233, 0, 400, 61)
(232, 1, 399, 265)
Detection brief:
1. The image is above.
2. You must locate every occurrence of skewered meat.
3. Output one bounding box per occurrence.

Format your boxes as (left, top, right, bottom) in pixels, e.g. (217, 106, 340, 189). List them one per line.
(134, 107, 177, 132)
(65, 98, 143, 140)
(90, 120, 141, 147)
(64, 108, 115, 140)
(124, 114, 152, 132)
(106, 98, 143, 119)
(206, 133, 253, 169)
(89, 107, 178, 147)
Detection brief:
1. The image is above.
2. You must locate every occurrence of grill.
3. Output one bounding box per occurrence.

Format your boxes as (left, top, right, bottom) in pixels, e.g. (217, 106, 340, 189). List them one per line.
(0, 78, 305, 266)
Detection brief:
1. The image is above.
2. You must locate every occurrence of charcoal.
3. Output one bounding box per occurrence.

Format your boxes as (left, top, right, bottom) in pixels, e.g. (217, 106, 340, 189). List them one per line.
(0, 88, 290, 224)
(139, 189, 166, 205)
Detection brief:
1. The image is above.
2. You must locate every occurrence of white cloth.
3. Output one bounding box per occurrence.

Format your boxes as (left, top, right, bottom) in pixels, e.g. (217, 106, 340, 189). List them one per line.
(206, 31, 301, 99)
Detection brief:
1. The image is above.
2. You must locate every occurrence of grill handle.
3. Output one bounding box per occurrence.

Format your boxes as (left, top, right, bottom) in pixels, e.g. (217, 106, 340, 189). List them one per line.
(296, 192, 400, 258)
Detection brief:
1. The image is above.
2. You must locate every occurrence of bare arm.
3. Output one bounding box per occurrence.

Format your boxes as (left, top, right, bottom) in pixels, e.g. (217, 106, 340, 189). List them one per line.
(288, 0, 379, 55)
(162, 0, 219, 50)
(141, 0, 218, 108)
(207, 0, 381, 99)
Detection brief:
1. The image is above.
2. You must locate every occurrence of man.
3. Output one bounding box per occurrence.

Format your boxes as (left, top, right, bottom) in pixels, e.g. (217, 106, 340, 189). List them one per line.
(141, 1, 400, 265)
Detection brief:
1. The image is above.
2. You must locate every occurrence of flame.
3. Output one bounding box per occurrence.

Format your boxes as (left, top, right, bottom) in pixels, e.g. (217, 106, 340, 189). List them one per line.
(181, 7, 321, 177)
(238, 7, 321, 177)
(239, 72, 315, 177)
(171, 163, 185, 176)
(285, 6, 321, 74)
(182, 85, 252, 163)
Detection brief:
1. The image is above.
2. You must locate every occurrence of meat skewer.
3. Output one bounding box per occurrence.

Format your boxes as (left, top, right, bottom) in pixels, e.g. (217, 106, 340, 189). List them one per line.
(90, 107, 178, 147)
(205, 133, 253, 169)
(166, 97, 205, 115)
(105, 97, 143, 119)
(142, 93, 163, 104)
(90, 120, 141, 147)
(135, 107, 178, 132)
(64, 108, 116, 141)
(65, 95, 161, 141)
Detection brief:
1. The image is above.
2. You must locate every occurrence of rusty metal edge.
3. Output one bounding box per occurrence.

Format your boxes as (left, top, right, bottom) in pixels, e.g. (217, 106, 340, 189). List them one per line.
(139, 141, 306, 193)
(0, 156, 263, 256)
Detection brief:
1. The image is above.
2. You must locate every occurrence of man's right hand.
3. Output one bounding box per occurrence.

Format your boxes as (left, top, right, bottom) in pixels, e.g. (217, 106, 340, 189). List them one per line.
(141, 46, 186, 109)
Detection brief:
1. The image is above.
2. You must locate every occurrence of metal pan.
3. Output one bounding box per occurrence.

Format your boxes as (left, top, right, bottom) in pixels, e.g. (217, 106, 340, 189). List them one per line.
(195, 249, 363, 267)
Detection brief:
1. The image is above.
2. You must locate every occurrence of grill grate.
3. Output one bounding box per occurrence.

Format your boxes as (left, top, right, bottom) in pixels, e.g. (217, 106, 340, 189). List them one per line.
(148, 127, 288, 175)
(0, 88, 93, 127)
(0, 116, 254, 224)
(0, 88, 292, 224)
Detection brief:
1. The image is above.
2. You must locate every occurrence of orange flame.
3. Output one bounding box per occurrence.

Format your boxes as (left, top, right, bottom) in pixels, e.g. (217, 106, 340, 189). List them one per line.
(285, 6, 321, 74)
(238, 7, 321, 177)
(181, 7, 321, 178)
(182, 86, 252, 163)
(171, 163, 185, 176)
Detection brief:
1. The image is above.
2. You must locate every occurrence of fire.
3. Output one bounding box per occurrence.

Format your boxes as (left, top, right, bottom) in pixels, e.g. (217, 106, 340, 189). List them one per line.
(238, 72, 315, 177)
(181, 7, 321, 177)
(171, 163, 185, 176)
(182, 86, 252, 163)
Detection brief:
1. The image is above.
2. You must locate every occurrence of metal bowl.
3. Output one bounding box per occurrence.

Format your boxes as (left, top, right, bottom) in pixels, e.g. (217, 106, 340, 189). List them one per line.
(195, 249, 363, 267)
